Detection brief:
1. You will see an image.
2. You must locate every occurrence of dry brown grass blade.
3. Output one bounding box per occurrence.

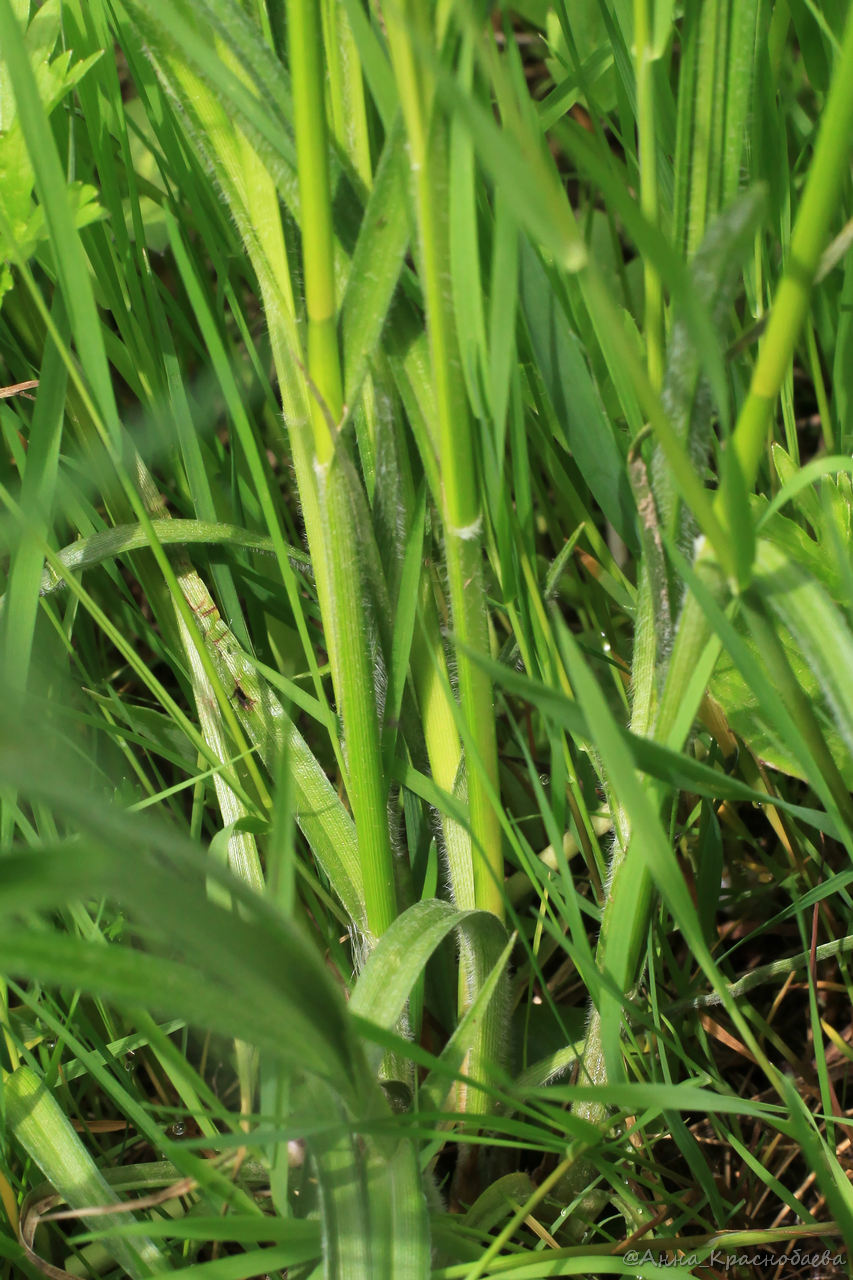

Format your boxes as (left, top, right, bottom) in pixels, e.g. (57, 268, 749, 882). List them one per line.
(0, 379, 38, 400)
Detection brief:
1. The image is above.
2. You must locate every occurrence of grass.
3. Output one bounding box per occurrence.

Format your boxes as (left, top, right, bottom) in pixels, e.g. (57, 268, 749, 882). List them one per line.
(1, 0, 853, 1275)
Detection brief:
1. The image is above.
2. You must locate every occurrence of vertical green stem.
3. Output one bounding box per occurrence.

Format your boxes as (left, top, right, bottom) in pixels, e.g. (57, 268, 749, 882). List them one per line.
(289, 0, 396, 938)
(411, 585, 476, 911)
(634, 0, 663, 391)
(288, 0, 343, 446)
(386, 1, 504, 922)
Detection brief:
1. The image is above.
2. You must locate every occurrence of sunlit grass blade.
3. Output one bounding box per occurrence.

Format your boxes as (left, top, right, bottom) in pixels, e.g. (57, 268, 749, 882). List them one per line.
(5, 1064, 167, 1280)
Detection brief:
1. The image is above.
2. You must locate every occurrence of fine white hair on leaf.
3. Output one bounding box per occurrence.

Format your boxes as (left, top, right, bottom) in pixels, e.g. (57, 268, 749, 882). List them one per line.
(349, 921, 372, 975)
(447, 515, 483, 541)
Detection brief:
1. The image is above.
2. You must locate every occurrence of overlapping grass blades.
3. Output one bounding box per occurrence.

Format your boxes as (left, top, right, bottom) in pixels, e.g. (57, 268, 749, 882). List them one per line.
(0, 728, 432, 1275)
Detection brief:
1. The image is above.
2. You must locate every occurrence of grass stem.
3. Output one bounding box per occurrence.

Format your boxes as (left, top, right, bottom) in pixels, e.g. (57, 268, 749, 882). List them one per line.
(289, 0, 397, 937)
(386, 1, 505, 922)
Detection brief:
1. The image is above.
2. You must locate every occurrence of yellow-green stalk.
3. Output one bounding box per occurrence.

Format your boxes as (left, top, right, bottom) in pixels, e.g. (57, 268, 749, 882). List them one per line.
(384, 0, 505, 922)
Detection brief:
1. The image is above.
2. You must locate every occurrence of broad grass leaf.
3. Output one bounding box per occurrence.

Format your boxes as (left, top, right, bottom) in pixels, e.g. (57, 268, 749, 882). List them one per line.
(419, 928, 514, 1114)
(651, 188, 766, 559)
(351, 898, 508, 1037)
(487, 189, 519, 439)
(77, 1216, 321, 1248)
(121, 0, 298, 207)
(554, 615, 775, 1079)
(432, 48, 585, 273)
(304, 1077, 429, 1280)
(0, 834, 360, 1094)
(673, 0, 760, 254)
(463, 1172, 535, 1236)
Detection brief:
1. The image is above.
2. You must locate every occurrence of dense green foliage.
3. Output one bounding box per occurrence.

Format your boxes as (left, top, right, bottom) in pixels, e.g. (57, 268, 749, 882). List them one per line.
(1, 0, 853, 1275)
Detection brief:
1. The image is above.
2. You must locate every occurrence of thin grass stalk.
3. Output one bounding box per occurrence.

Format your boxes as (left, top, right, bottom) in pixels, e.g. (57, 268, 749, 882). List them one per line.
(385, 1, 505, 923)
(634, 0, 663, 392)
(288, 0, 397, 939)
(321, 0, 385, 498)
(381, 6, 510, 1129)
(410, 586, 476, 910)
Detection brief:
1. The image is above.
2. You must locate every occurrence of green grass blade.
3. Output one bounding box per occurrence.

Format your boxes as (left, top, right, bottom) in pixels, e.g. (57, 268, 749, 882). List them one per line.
(340, 117, 410, 404)
(5, 1064, 168, 1279)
